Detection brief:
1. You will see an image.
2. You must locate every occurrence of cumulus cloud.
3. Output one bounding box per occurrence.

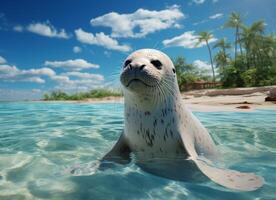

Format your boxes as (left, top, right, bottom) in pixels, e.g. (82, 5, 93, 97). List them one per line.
(0, 56, 6, 64)
(75, 28, 131, 52)
(0, 64, 55, 84)
(73, 46, 82, 53)
(192, 0, 206, 4)
(27, 21, 69, 39)
(90, 5, 184, 38)
(194, 13, 223, 26)
(21, 67, 56, 77)
(162, 31, 217, 48)
(51, 75, 70, 83)
(53, 75, 104, 93)
(44, 58, 99, 71)
(193, 60, 211, 70)
(62, 71, 104, 81)
(209, 13, 223, 19)
(191, 0, 218, 5)
(0, 58, 105, 95)
(193, 59, 218, 76)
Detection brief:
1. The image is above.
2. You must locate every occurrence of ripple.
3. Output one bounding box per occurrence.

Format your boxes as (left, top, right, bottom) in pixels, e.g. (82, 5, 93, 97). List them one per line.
(0, 102, 275, 199)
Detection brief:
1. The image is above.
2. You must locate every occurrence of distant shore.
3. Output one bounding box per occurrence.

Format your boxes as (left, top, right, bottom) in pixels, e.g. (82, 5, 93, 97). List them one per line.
(40, 86, 276, 112)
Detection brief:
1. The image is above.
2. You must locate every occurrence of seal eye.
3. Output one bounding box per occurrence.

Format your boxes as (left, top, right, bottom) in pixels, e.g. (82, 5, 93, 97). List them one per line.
(124, 59, 132, 68)
(151, 60, 162, 70)
(172, 68, 176, 73)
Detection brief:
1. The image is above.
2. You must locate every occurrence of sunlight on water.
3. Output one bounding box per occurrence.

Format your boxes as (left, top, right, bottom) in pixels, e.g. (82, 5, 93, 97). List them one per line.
(0, 102, 275, 200)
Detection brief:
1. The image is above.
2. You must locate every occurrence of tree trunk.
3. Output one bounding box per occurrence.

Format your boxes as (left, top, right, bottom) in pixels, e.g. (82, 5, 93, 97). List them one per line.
(206, 40, 215, 82)
(234, 26, 238, 65)
(237, 27, 243, 56)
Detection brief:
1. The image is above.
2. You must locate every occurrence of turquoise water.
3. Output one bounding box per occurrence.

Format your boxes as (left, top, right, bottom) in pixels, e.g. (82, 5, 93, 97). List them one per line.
(0, 102, 275, 200)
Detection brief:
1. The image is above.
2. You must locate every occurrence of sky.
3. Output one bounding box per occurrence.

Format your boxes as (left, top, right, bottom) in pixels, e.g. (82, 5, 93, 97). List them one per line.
(0, 0, 276, 101)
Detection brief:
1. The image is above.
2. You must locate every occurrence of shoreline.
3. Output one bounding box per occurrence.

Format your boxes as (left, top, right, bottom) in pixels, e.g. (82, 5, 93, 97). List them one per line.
(34, 86, 276, 112)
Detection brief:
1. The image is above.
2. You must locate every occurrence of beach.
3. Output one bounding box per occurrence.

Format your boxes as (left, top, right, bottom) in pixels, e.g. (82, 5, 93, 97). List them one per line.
(59, 86, 276, 112)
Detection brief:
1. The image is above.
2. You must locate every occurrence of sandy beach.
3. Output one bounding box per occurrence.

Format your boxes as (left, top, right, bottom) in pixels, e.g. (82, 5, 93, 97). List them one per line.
(183, 86, 276, 112)
(53, 86, 276, 112)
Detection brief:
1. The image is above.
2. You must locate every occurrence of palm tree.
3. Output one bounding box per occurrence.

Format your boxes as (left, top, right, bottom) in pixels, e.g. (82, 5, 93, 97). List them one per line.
(197, 31, 216, 82)
(214, 50, 230, 71)
(213, 38, 231, 66)
(240, 21, 266, 68)
(224, 12, 243, 62)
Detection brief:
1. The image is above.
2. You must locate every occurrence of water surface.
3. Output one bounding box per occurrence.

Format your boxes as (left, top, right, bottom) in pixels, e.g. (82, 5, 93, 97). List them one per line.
(0, 102, 275, 200)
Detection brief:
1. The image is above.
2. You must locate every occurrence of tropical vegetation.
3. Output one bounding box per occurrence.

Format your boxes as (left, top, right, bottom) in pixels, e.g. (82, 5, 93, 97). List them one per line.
(43, 89, 122, 101)
(175, 12, 276, 90)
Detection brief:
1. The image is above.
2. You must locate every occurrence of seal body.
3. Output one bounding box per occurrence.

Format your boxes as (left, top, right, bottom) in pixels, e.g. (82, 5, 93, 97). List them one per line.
(101, 49, 264, 191)
(124, 96, 187, 159)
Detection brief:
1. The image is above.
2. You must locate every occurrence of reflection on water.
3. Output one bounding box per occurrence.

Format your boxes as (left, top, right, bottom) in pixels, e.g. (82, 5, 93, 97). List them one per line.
(0, 102, 275, 199)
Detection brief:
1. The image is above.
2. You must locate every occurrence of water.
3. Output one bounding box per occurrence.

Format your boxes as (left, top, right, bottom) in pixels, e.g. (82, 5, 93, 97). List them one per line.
(0, 102, 275, 200)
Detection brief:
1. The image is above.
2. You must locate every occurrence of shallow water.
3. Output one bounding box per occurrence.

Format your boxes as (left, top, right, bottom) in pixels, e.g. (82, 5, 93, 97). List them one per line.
(0, 102, 275, 200)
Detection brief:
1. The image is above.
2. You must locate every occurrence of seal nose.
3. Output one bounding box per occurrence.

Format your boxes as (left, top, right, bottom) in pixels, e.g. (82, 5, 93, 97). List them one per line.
(139, 64, 146, 71)
(128, 63, 146, 71)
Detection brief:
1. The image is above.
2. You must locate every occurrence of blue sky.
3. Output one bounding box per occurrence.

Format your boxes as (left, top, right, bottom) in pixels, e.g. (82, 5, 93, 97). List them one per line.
(0, 0, 275, 100)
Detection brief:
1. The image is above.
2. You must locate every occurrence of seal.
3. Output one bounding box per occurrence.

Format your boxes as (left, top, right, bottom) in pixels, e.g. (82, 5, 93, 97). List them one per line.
(71, 49, 264, 191)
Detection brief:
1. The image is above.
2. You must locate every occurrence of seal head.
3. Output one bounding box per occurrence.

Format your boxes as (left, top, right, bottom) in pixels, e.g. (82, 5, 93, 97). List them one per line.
(120, 49, 176, 93)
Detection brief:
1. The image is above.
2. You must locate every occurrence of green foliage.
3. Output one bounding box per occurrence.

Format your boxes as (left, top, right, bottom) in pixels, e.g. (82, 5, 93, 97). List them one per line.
(214, 13, 276, 88)
(241, 68, 257, 87)
(173, 56, 212, 91)
(43, 89, 122, 101)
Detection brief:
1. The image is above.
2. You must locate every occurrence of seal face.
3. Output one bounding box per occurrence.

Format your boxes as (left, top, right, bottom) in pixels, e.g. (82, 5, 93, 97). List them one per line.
(120, 49, 176, 95)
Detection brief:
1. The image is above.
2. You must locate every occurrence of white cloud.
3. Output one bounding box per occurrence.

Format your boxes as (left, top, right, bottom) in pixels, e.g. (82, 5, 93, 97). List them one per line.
(0, 58, 105, 94)
(192, 0, 205, 4)
(44, 58, 99, 71)
(13, 25, 23, 32)
(62, 71, 104, 81)
(193, 59, 218, 76)
(21, 67, 56, 77)
(191, 0, 218, 4)
(54, 76, 104, 93)
(209, 13, 223, 19)
(193, 60, 211, 70)
(27, 21, 69, 39)
(0, 56, 6, 64)
(51, 75, 70, 84)
(75, 28, 131, 52)
(194, 13, 223, 26)
(73, 46, 82, 53)
(0, 64, 19, 73)
(24, 77, 45, 83)
(0, 64, 56, 84)
(163, 31, 217, 48)
(90, 5, 184, 38)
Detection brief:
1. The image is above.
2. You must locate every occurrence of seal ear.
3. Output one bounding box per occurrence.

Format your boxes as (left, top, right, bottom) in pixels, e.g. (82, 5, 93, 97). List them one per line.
(102, 133, 131, 165)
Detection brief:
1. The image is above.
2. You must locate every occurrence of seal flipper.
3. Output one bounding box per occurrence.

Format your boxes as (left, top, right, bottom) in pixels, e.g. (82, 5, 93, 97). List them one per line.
(102, 133, 131, 165)
(66, 133, 131, 176)
(179, 129, 264, 191)
(194, 159, 264, 191)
